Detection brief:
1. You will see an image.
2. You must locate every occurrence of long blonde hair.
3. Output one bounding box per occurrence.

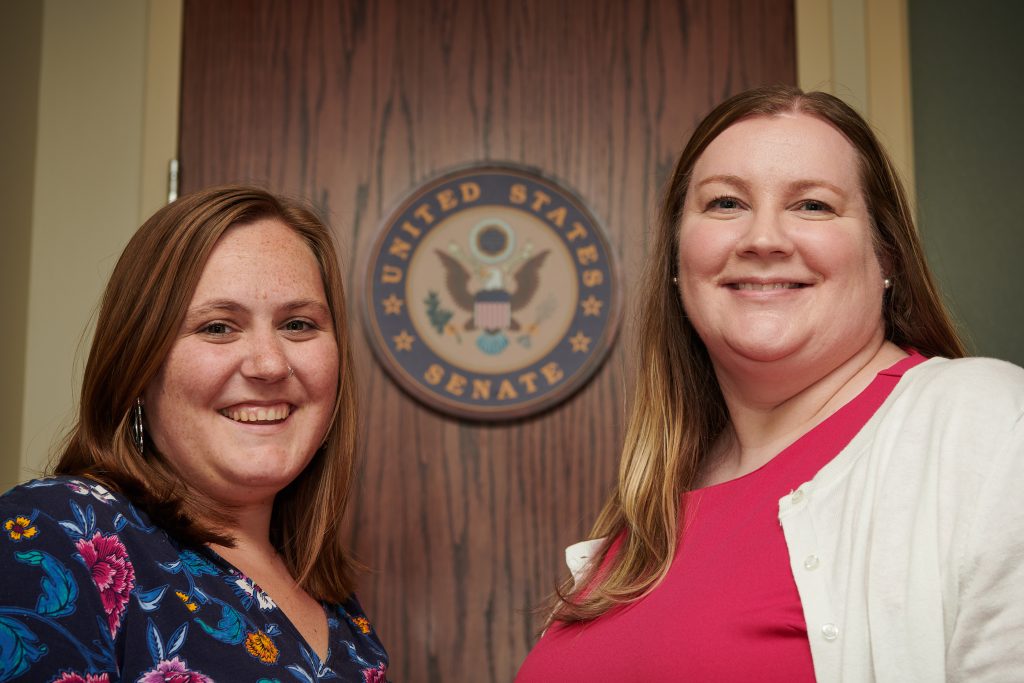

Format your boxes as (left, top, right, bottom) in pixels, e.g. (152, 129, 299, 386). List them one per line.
(55, 185, 362, 602)
(550, 86, 966, 623)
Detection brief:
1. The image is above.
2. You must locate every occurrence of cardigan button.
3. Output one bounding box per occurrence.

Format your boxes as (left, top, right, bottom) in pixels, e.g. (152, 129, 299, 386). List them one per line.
(821, 623, 839, 641)
(803, 554, 820, 570)
(790, 489, 805, 504)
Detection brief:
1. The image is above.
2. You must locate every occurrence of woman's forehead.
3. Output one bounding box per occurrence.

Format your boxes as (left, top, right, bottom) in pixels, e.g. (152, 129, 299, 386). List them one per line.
(684, 113, 865, 203)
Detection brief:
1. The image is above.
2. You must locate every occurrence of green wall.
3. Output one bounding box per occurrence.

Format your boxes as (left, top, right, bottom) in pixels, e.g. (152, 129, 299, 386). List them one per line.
(910, 1, 1024, 365)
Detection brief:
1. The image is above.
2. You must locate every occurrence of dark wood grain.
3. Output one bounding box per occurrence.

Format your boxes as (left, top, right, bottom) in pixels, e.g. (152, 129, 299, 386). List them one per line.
(180, 1, 795, 679)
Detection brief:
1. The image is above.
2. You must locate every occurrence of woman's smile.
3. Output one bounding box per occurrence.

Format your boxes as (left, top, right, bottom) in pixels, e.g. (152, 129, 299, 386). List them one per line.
(725, 280, 811, 292)
(219, 403, 293, 424)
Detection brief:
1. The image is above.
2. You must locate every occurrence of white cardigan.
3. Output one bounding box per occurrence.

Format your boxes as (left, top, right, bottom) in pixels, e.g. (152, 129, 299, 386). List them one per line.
(565, 357, 1024, 681)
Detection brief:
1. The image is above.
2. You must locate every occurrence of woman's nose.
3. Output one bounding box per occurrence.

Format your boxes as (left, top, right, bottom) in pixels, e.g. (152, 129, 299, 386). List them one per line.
(241, 330, 291, 382)
(736, 209, 795, 258)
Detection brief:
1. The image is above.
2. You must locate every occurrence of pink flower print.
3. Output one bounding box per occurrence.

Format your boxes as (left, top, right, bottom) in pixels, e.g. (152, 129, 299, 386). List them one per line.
(75, 532, 135, 637)
(49, 673, 111, 683)
(362, 662, 387, 683)
(137, 658, 212, 683)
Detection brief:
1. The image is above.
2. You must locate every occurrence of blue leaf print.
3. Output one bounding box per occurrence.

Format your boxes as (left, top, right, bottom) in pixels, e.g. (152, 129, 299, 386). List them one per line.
(14, 550, 78, 617)
(192, 586, 212, 605)
(0, 616, 48, 682)
(286, 664, 314, 683)
(58, 520, 83, 538)
(300, 644, 318, 671)
(300, 643, 338, 679)
(339, 640, 373, 669)
(179, 551, 219, 577)
(113, 513, 127, 532)
(93, 614, 116, 667)
(166, 622, 188, 657)
(135, 584, 168, 612)
(158, 559, 183, 573)
(194, 602, 245, 644)
(23, 479, 59, 490)
(70, 501, 87, 535)
(123, 503, 156, 532)
(85, 505, 96, 535)
(264, 623, 282, 636)
(147, 618, 164, 663)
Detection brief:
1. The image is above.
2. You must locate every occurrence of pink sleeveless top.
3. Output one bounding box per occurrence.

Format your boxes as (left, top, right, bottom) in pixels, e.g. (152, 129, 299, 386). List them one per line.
(516, 352, 926, 681)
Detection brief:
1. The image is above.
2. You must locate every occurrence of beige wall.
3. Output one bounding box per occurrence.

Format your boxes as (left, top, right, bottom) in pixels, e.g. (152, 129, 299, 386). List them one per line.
(797, 0, 915, 199)
(0, 3, 43, 493)
(3, 0, 905, 490)
(4, 0, 181, 489)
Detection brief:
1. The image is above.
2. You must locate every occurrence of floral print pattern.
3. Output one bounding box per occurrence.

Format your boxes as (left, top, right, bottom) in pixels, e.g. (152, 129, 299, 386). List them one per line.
(229, 571, 277, 611)
(49, 672, 111, 683)
(0, 477, 388, 681)
(4, 515, 37, 542)
(244, 630, 280, 664)
(351, 616, 372, 635)
(75, 531, 135, 637)
(137, 657, 212, 683)
(362, 662, 387, 682)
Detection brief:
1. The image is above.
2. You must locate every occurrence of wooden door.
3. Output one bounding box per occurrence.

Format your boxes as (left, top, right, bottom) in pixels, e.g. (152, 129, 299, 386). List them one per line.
(179, 2, 795, 679)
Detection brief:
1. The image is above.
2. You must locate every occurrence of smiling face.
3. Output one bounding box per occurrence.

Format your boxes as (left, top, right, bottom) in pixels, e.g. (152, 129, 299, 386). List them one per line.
(143, 218, 339, 510)
(677, 112, 887, 380)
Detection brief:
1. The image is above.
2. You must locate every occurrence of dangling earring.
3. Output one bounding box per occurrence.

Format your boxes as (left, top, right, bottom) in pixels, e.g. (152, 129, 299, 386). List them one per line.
(132, 398, 144, 455)
(883, 277, 893, 290)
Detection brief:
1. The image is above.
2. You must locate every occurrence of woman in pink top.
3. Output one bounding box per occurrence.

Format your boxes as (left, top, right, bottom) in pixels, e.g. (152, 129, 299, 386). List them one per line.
(517, 87, 1024, 681)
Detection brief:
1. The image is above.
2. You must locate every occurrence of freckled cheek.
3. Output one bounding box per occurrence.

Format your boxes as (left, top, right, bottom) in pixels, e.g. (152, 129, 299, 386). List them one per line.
(304, 344, 341, 398)
(156, 350, 235, 408)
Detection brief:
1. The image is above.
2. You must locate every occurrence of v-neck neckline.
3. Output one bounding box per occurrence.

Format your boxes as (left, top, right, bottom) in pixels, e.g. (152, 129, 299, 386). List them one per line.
(198, 543, 335, 669)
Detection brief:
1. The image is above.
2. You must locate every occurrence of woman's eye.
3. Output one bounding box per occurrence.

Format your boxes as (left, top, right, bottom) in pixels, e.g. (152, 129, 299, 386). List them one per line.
(284, 319, 314, 332)
(799, 199, 833, 212)
(202, 322, 231, 335)
(709, 196, 742, 211)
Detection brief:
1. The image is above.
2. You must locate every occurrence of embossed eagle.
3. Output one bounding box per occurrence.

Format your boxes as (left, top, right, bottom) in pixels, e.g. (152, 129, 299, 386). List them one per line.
(435, 249, 550, 332)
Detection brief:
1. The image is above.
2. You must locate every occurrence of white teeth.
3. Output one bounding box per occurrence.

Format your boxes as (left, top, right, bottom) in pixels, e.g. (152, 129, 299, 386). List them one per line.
(733, 282, 803, 291)
(219, 405, 291, 423)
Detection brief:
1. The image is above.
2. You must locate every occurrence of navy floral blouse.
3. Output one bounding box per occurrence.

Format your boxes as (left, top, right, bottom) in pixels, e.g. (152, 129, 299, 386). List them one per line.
(0, 476, 388, 683)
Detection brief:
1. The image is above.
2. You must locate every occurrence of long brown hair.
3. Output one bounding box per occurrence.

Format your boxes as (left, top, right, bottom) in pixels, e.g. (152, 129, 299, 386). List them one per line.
(54, 185, 362, 602)
(550, 85, 966, 623)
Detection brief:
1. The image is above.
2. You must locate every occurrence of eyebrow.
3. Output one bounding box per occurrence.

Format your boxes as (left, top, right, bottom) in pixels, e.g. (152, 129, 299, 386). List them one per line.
(787, 179, 848, 196)
(694, 174, 751, 192)
(185, 298, 331, 319)
(695, 174, 849, 196)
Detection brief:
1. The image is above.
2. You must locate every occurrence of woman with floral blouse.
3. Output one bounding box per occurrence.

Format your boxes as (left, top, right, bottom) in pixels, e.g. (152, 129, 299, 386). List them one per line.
(0, 186, 388, 682)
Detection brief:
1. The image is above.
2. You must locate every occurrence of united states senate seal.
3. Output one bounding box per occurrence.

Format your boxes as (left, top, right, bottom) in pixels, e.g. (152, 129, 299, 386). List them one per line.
(362, 164, 620, 420)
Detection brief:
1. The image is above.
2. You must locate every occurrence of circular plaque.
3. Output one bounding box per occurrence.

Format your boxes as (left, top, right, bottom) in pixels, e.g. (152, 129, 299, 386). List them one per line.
(362, 164, 620, 420)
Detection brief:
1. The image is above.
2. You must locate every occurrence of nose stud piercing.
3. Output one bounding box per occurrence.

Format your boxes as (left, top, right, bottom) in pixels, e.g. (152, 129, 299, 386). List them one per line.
(287, 365, 294, 377)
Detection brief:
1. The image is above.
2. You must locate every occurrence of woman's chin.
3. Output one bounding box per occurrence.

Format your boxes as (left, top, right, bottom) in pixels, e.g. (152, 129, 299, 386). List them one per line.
(716, 335, 806, 367)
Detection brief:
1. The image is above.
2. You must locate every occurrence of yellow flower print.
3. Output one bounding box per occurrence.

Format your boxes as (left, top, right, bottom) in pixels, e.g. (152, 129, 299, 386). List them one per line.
(175, 590, 198, 612)
(245, 630, 279, 664)
(4, 516, 38, 542)
(352, 616, 372, 634)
